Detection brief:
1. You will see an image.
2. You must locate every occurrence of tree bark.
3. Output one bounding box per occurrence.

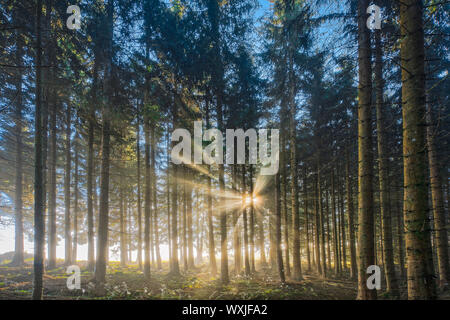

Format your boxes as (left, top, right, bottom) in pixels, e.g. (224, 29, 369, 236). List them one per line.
(94, 0, 114, 293)
(87, 54, 98, 271)
(144, 114, 151, 278)
(400, 0, 437, 300)
(205, 99, 217, 276)
(356, 0, 376, 300)
(32, 0, 44, 300)
(426, 104, 449, 290)
(242, 166, 251, 276)
(136, 116, 142, 269)
(331, 171, 339, 275)
(290, 91, 302, 281)
(151, 124, 162, 270)
(374, 28, 399, 296)
(276, 172, 285, 283)
(12, 7, 24, 266)
(73, 130, 79, 262)
(64, 103, 72, 266)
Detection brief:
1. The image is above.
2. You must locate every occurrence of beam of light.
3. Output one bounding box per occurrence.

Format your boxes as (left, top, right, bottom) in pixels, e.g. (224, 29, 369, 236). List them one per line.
(170, 152, 216, 180)
(253, 173, 271, 198)
(209, 199, 243, 216)
(174, 177, 242, 200)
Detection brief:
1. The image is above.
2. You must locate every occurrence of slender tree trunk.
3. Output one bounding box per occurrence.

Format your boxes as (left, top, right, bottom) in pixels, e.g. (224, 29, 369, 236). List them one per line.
(94, 0, 114, 293)
(144, 115, 151, 278)
(282, 139, 291, 276)
(325, 187, 332, 272)
(258, 196, 267, 267)
(166, 126, 172, 264)
(32, 0, 44, 300)
(170, 107, 180, 276)
(374, 28, 399, 296)
(64, 103, 72, 266)
(12, 12, 24, 266)
(400, 0, 437, 300)
(208, 0, 228, 284)
(205, 100, 217, 275)
(47, 79, 57, 270)
(290, 94, 302, 281)
(151, 125, 162, 270)
(318, 164, 326, 278)
(331, 170, 339, 275)
(356, 0, 376, 300)
(345, 150, 356, 278)
(182, 167, 188, 271)
(218, 119, 228, 283)
(242, 166, 250, 276)
(87, 56, 98, 271)
(46, 0, 57, 270)
(73, 131, 79, 262)
(186, 172, 194, 269)
(276, 172, 285, 284)
(120, 170, 127, 266)
(249, 167, 256, 273)
(426, 105, 449, 290)
(136, 116, 142, 269)
(314, 173, 322, 275)
(233, 165, 241, 274)
(304, 170, 311, 273)
(396, 192, 406, 279)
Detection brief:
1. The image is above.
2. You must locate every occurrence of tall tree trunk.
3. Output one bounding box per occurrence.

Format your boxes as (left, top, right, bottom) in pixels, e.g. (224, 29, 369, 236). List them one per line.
(345, 150, 356, 278)
(249, 167, 256, 273)
(276, 172, 285, 283)
(47, 77, 57, 270)
(400, 0, 436, 300)
(87, 54, 98, 271)
(182, 167, 188, 271)
(120, 169, 127, 266)
(170, 106, 180, 276)
(426, 105, 449, 290)
(374, 28, 399, 296)
(304, 169, 311, 272)
(318, 164, 326, 278)
(208, 0, 228, 284)
(45, 1, 56, 267)
(136, 116, 142, 269)
(12, 8, 24, 266)
(282, 137, 291, 276)
(166, 126, 172, 264)
(205, 99, 217, 275)
(325, 187, 332, 272)
(32, 0, 44, 300)
(186, 168, 194, 269)
(290, 93, 302, 281)
(396, 191, 406, 279)
(242, 166, 250, 276)
(151, 125, 162, 270)
(331, 170, 339, 275)
(314, 173, 322, 275)
(356, 0, 376, 300)
(94, 0, 114, 293)
(337, 165, 346, 272)
(258, 196, 267, 266)
(233, 165, 241, 274)
(73, 131, 79, 262)
(64, 103, 72, 266)
(144, 115, 151, 278)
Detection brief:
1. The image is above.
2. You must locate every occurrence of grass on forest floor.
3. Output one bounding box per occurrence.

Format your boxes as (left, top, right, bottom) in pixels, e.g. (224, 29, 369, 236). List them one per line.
(0, 262, 448, 300)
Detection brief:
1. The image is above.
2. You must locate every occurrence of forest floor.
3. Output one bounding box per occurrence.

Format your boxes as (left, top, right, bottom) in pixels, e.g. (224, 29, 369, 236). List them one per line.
(0, 261, 449, 300)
